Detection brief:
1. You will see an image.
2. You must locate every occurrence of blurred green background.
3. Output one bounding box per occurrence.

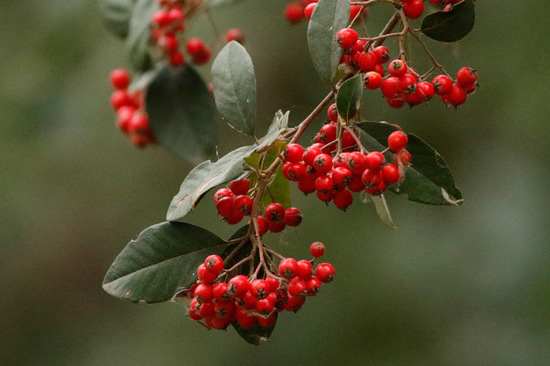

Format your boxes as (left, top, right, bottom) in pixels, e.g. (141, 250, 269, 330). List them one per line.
(1, 1, 549, 365)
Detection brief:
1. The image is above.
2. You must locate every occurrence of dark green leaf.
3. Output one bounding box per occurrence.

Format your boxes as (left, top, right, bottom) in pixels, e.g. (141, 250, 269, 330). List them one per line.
(211, 41, 256, 136)
(256, 110, 289, 152)
(336, 75, 363, 122)
(103, 222, 229, 303)
(356, 122, 463, 205)
(421, 0, 475, 42)
(146, 62, 217, 164)
(126, 0, 158, 71)
(231, 319, 277, 345)
(307, 0, 349, 84)
(166, 145, 256, 222)
(99, 0, 135, 38)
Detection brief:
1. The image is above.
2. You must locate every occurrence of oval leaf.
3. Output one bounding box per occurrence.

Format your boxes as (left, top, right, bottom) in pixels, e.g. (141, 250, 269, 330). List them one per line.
(102, 222, 229, 303)
(211, 41, 256, 136)
(99, 0, 135, 39)
(307, 0, 349, 84)
(166, 145, 256, 222)
(146, 62, 217, 164)
(126, 0, 158, 71)
(356, 122, 463, 205)
(421, 0, 475, 42)
(336, 75, 363, 122)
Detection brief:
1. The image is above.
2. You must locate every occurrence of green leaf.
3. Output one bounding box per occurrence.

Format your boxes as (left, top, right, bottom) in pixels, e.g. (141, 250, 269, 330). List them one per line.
(231, 319, 277, 345)
(126, 0, 158, 71)
(336, 75, 363, 122)
(99, 0, 135, 39)
(255, 110, 289, 152)
(146, 62, 217, 164)
(102, 222, 229, 303)
(307, 0, 349, 84)
(371, 195, 397, 229)
(421, 0, 475, 42)
(166, 145, 256, 222)
(356, 122, 463, 205)
(211, 41, 256, 136)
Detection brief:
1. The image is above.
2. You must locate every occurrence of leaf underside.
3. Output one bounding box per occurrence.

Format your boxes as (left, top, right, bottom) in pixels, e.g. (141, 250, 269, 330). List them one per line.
(421, 0, 476, 42)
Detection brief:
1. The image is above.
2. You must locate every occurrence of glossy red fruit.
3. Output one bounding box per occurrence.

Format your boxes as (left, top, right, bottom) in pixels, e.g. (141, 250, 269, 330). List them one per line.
(432, 74, 453, 95)
(285, 2, 304, 23)
(403, 0, 424, 19)
(305, 276, 322, 296)
(346, 151, 366, 175)
(315, 175, 333, 193)
(363, 71, 383, 89)
(394, 148, 412, 166)
(310, 241, 325, 258)
(333, 188, 353, 211)
(250, 279, 271, 300)
(229, 178, 250, 195)
(336, 28, 359, 49)
(444, 83, 468, 106)
(194, 283, 213, 303)
(387, 131, 408, 152)
(186, 38, 205, 56)
(364, 151, 385, 171)
(358, 51, 377, 71)
(215, 196, 234, 218)
(415, 81, 435, 102)
(265, 202, 285, 223)
(313, 153, 333, 175)
(234, 195, 253, 215)
(269, 221, 286, 233)
(110, 68, 131, 90)
(372, 46, 390, 63)
(296, 260, 313, 279)
(332, 166, 353, 190)
(456, 66, 478, 87)
(279, 258, 298, 279)
(315, 263, 336, 283)
(288, 278, 307, 297)
(204, 254, 224, 274)
(256, 216, 270, 236)
(284, 207, 302, 227)
(304, 3, 316, 20)
(388, 59, 408, 77)
(381, 163, 400, 184)
(284, 143, 304, 163)
(228, 275, 250, 297)
(214, 188, 233, 203)
(303, 144, 323, 166)
(234, 308, 256, 328)
(381, 76, 402, 98)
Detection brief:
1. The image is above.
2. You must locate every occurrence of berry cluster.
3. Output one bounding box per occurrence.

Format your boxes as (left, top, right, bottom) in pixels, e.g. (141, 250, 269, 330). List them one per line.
(334, 27, 478, 108)
(186, 243, 335, 330)
(151, 0, 187, 66)
(282, 117, 411, 210)
(284, 0, 366, 24)
(109, 69, 155, 147)
(214, 179, 302, 233)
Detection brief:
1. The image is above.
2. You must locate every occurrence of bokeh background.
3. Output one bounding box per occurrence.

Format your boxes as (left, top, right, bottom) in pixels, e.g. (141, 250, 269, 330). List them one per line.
(1, 1, 549, 365)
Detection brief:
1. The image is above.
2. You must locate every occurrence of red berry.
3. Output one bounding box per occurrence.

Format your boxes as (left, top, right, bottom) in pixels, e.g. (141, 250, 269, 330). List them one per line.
(110, 90, 132, 110)
(152, 10, 171, 26)
(403, 0, 424, 19)
(194, 283, 213, 303)
(313, 153, 333, 175)
(304, 3, 316, 20)
(229, 178, 250, 195)
(444, 83, 467, 106)
(169, 51, 185, 66)
(110, 68, 131, 90)
(296, 259, 313, 279)
(372, 46, 390, 63)
(303, 145, 323, 166)
(456, 66, 478, 87)
(298, 177, 316, 194)
(305, 276, 322, 296)
(199, 301, 216, 318)
(288, 278, 307, 297)
(284, 143, 304, 163)
(381, 76, 402, 98)
(284, 295, 305, 312)
(327, 103, 338, 122)
(332, 166, 353, 190)
(432, 74, 453, 95)
(225, 209, 244, 225)
(284, 207, 302, 227)
(363, 71, 383, 89)
(366, 179, 387, 195)
(226, 28, 245, 44)
(317, 123, 337, 144)
(212, 282, 231, 302)
(255, 298, 275, 316)
(214, 188, 233, 203)
(204, 254, 224, 274)
(256, 216, 270, 237)
(193, 46, 211, 65)
(387, 131, 408, 152)
(269, 221, 286, 233)
(215, 196, 234, 218)
(257, 313, 278, 327)
(250, 279, 271, 300)
(358, 51, 377, 71)
(394, 148, 412, 166)
(186, 38, 205, 56)
(346, 151, 366, 175)
(388, 59, 408, 77)
(361, 168, 383, 188)
(234, 308, 257, 328)
(265, 202, 285, 223)
(315, 175, 333, 193)
(228, 275, 250, 297)
(415, 81, 435, 102)
(310, 241, 325, 258)
(381, 163, 400, 184)
(315, 263, 335, 283)
(279, 258, 299, 279)
(336, 28, 359, 49)
(364, 151, 385, 171)
(285, 162, 307, 182)
(234, 195, 253, 215)
(333, 188, 353, 211)
(285, 3, 304, 23)
(265, 275, 281, 292)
